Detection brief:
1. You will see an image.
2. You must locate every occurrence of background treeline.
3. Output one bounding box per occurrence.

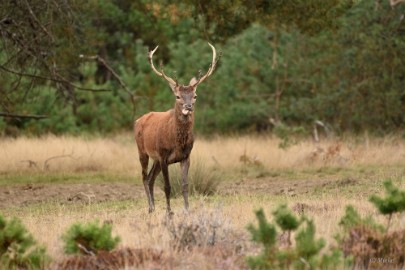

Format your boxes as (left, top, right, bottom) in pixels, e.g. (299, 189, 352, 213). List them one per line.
(0, 0, 404, 136)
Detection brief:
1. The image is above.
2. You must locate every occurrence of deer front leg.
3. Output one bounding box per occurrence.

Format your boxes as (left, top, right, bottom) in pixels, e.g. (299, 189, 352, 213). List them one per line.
(180, 157, 190, 212)
(161, 161, 173, 215)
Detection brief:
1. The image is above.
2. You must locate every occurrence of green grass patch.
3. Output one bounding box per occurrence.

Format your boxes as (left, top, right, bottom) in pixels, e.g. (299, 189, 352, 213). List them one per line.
(0, 172, 137, 186)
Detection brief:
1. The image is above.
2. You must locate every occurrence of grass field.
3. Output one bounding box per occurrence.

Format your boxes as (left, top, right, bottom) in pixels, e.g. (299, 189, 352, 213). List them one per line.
(1, 134, 405, 269)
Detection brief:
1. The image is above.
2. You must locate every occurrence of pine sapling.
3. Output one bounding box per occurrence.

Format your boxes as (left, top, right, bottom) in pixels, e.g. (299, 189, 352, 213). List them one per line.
(369, 180, 405, 230)
(295, 218, 325, 268)
(0, 215, 48, 269)
(272, 204, 300, 247)
(246, 208, 277, 269)
(62, 220, 120, 255)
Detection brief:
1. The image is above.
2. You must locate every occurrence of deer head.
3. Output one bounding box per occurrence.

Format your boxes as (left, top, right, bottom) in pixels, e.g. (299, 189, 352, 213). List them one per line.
(148, 43, 220, 116)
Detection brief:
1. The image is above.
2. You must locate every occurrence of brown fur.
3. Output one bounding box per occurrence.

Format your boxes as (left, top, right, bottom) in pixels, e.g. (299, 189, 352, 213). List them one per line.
(135, 43, 218, 214)
(134, 84, 197, 213)
(135, 101, 194, 164)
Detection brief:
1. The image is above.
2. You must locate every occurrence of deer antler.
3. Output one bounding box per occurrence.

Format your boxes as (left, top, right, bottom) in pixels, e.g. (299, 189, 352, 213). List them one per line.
(192, 43, 221, 87)
(148, 46, 178, 87)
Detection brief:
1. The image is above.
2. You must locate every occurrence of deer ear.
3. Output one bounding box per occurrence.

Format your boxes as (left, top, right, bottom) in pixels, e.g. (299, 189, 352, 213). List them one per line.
(189, 77, 198, 90)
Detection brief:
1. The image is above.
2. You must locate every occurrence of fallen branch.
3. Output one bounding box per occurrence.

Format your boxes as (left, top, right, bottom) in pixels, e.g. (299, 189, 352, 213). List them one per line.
(20, 150, 79, 171)
(20, 160, 38, 168)
(43, 150, 77, 170)
(77, 243, 96, 256)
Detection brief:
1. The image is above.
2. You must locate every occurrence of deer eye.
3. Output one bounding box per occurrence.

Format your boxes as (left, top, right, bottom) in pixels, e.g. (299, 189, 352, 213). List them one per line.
(176, 95, 181, 100)
(193, 96, 197, 99)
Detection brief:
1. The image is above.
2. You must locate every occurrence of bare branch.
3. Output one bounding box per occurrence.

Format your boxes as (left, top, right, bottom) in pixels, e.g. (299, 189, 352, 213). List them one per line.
(79, 54, 138, 110)
(390, 0, 405, 6)
(0, 65, 111, 92)
(79, 55, 133, 95)
(23, 0, 55, 42)
(0, 112, 47, 119)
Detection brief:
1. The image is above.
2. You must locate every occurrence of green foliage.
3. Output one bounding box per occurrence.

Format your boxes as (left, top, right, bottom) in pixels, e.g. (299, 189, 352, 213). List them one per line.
(338, 205, 384, 234)
(294, 219, 325, 267)
(273, 125, 306, 149)
(337, 185, 405, 270)
(246, 209, 277, 269)
(1, 0, 405, 136)
(247, 209, 277, 251)
(369, 180, 405, 216)
(62, 220, 120, 255)
(247, 206, 344, 269)
(0, 214, 48, 269)
(272, 204, 300, 232)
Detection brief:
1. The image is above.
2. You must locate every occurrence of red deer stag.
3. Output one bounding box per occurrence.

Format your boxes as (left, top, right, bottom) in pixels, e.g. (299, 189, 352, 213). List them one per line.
(134, 43, 220, 214)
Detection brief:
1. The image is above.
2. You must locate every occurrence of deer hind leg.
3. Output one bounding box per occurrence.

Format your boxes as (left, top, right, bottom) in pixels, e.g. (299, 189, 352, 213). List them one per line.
(140, 154, 154, 213)
(180, 157, 190, 212)
(160, 161, 173, 215)
(147, 160, 161, 208)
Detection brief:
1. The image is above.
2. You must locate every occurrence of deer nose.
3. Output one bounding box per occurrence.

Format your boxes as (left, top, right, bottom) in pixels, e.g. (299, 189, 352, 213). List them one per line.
(184, 104, 193, 111)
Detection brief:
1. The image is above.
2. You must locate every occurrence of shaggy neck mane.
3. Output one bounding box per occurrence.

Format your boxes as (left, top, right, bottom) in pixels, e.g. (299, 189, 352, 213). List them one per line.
(174, 103, 194, 147)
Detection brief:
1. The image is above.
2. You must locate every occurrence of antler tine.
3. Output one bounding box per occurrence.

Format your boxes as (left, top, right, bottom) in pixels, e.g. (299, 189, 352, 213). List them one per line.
(173, 71, 178, 85)
(192, 43, 220, 87)
(197, 69, 203, 81)
(148, 46, 177, 86)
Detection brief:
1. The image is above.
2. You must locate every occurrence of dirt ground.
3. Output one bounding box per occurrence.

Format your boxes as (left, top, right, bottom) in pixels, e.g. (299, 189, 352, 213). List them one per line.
(0, 182, 146, 208)
(0, 176, 345, 209)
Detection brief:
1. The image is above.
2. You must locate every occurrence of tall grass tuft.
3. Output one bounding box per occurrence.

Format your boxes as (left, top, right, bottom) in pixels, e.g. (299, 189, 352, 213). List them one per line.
(158, 159, 221, 198)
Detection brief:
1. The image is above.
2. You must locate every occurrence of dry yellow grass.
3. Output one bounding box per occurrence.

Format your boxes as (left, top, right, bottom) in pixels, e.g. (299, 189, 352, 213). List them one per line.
(11, 195, 399, 266)
(1, 134, 404, 174)
(0, 135, 138, 173)
(1, 134, 405, 268)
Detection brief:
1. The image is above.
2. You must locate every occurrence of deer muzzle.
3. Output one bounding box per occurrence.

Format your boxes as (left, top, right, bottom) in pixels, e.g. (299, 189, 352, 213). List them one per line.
(182, 104, 193, 115)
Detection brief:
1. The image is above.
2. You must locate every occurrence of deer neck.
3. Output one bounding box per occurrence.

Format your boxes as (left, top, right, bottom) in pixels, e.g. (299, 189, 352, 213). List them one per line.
(174, 103, 194, 146)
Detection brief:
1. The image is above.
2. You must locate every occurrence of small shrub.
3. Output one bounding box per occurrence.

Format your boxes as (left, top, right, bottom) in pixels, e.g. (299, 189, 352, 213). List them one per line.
(273, 124, 306, 149)
(164, 206, 239, 251)
(56, 247, 163, 270)
(246, 209, 277, 269)
(337, 182, 405, 269)
(369, 180, 405, 229)
(338, 205, 384, 235)
(247, 206, 343, 270)
(340, 226, 405, 269)
(62, 221, 120, 255)
(0, 214, 48, 269)
(272, 204, 301, 248)
(159, 160, 221, 198)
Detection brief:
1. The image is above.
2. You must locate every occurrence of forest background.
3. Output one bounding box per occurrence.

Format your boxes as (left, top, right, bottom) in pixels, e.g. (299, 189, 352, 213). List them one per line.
(1, 0, 404, 137)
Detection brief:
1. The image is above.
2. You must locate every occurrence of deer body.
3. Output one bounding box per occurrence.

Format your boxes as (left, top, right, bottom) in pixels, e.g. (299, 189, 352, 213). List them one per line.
(136, 109, 194, 163)
(134, 43, 219, 213)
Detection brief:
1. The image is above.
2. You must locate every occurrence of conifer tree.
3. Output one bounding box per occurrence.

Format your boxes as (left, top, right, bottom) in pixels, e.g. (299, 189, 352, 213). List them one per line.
(62, 220, 120, 255)
(0, 215, 48, 269)
(369, 180, 405, 230)
(272, 204, 300, 247)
